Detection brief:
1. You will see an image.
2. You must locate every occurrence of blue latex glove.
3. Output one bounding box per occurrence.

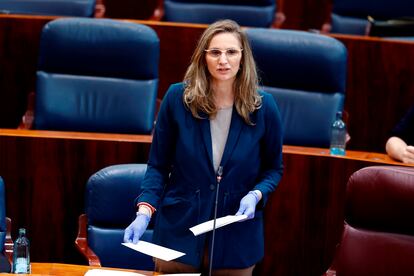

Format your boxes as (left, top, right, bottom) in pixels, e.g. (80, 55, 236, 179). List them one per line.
(235, 191, 259, 220)
(123, 213, 150, 244)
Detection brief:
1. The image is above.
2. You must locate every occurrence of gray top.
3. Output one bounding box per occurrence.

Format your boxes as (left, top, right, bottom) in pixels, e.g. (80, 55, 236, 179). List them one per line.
(210, 106, 233, 173)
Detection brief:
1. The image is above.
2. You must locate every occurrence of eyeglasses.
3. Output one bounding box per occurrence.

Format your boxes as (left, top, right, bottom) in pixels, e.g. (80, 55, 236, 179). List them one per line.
(204, 48, 243, 59)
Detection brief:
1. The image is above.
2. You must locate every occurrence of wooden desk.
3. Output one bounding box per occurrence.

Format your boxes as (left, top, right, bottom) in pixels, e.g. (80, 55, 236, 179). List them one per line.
(0, 15, 413, 152)
(0, 128, 411, 275)
(30, 262, 153, 275)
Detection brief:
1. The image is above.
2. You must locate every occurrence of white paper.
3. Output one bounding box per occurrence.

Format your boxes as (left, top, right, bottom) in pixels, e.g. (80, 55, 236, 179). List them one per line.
(85, 268, 147, 276)
(122, 241, 185, 261)
(189, 215, 248, 236)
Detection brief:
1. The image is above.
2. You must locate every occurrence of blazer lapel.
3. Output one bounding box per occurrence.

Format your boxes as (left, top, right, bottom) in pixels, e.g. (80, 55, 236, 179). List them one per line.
(220, 107, 244, 168)
(199, 115, 214, 171)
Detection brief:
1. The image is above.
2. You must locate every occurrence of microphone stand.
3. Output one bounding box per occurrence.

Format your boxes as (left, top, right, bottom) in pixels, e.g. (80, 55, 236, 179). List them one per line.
(209, 166, 223, 276)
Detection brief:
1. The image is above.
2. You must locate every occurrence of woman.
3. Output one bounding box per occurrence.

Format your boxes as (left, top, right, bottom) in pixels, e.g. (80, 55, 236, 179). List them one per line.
(124, 19, 283, 275)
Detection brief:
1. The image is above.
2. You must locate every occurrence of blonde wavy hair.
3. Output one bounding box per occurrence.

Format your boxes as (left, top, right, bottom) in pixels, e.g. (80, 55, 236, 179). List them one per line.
(183, 19, 261, 125)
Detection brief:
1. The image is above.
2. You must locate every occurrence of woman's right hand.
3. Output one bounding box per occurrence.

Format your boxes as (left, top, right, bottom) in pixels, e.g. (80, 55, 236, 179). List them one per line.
(123, 213, 150, 244)
(400, 145, 414, 164)
(386, 136, 414, 164)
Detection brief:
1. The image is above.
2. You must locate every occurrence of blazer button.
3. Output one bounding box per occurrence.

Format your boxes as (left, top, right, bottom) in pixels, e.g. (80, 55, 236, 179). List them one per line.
(209, 184, 215, 190)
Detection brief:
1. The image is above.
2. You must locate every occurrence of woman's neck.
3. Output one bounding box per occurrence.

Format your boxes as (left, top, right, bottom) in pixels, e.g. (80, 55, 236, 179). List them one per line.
(212, 81, 235, 109)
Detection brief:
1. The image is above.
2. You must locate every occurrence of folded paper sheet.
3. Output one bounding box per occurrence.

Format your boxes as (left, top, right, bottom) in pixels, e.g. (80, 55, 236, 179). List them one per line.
(122, 241, 185, 261)
(189, 215, 248, 236)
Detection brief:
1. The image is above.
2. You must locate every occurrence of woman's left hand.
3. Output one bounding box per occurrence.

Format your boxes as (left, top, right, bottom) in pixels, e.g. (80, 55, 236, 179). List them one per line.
(235, 192, 259, 220)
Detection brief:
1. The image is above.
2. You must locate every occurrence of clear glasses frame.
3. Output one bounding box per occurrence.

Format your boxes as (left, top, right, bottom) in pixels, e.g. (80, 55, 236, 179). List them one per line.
(204, 48, 243, 59)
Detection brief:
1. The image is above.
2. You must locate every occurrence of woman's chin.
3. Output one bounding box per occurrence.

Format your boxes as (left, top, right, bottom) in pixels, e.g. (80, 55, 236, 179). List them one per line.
(212, 74, 236, 83)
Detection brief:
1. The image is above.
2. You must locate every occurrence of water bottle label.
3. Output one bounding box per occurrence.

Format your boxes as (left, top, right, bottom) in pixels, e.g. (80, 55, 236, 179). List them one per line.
(330, 147, 346, 156)
(14, 257, 29, 274)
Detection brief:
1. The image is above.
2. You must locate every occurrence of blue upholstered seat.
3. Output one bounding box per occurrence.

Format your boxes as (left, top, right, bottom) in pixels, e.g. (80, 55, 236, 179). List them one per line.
(331, 0, 414, 35)
(246, 29, 347, 147)
(77, 164, 154, 270)
(34, 18, 159, 134)
(331, 13, 367, 35)
(164, 0, 277, 27)
(0, 0, 96, 17)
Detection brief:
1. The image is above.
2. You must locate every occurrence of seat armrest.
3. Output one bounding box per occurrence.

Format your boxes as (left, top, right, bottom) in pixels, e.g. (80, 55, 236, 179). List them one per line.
(4, 217, 13, 264)
(149, 0, 164, 21)
(75, 214, 101, 267)
(272, 12, 286, 28)
(272, 0, 285, 28)
(321, 22, 333, 33)
(95, 0, 106, 18)
(323, 268, 337, 276)
(18, 92, 35, 130)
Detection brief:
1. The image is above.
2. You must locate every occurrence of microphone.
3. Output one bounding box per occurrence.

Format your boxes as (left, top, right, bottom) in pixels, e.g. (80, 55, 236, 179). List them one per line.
(209, 166, 223, 276)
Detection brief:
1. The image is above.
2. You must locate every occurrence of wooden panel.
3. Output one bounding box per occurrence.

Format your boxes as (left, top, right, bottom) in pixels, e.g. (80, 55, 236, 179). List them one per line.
(104, 0, 156, 20)
(0, 15, 49, 128)
(277, 0, 332, 30)
(0, 130, 151, 262)
(332, 34, 414, 152)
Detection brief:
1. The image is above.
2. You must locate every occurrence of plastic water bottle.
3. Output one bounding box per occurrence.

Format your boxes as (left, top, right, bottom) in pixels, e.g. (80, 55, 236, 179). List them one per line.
(330, 111, 346, 156)
(12, 228, 31, 274)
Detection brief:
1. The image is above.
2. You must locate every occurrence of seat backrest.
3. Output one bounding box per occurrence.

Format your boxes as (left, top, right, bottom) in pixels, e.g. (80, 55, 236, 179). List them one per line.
(331, 166, 414, 275)
(0, 177, 5, 253)
(331, 13, 368, 35)
(34, 18, 159, 134)
(331, 0, 414, 35)
(0, 0, 96, 17)
(246, 28, 347, 147)
(164, 0, 276, 27)
(346, 166, 414, 235)
(85, 164, 154, 270)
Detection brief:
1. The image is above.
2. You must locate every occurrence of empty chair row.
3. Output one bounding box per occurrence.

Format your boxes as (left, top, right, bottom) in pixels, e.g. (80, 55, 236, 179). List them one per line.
(0, 0, 277, 27)
(24, 17, 347, 148)
(1, 0, 412, 38)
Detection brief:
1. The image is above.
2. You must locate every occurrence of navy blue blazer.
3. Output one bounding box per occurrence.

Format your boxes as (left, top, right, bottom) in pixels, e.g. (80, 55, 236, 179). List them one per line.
(138, 82, 283, 269)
